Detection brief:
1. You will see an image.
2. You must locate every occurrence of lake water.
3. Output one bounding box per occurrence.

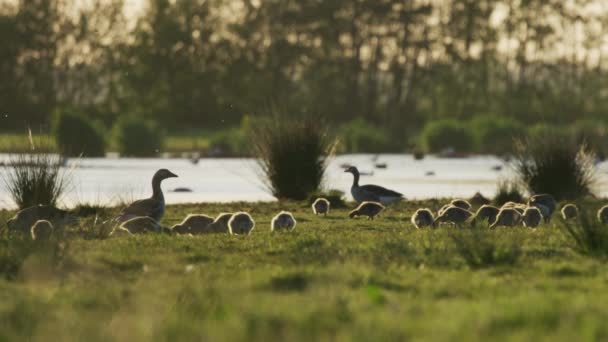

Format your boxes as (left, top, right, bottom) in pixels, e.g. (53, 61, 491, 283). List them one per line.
(1, 154, 608, 209)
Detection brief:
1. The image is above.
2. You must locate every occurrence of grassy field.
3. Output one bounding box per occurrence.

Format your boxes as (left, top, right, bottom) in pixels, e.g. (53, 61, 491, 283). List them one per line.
(1, 200, 608, 341)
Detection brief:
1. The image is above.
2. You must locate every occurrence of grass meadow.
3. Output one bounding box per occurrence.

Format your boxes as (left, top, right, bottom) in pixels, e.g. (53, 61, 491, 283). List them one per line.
(1, 200, 608, 341)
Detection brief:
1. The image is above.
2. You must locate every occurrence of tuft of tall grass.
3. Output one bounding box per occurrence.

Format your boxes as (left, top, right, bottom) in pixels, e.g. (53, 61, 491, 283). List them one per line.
(2, 153, 70, 210)
(512, 132, 597, 201)
(493, 179, 525, 206)
(561, 208, 608, 257)
(250, 113, 336, 200)
(449, 224, 523, 268)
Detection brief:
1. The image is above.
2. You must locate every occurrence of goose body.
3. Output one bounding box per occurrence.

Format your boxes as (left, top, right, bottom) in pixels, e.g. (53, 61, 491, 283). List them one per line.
(344, 167, 403, 205)
(7, 205, 74, 234)
(228, 212, 255, 235)
(119, 216, 162, 234)
(522, 207, 543, 228)
(598, 205, 608, 224)
(118, 169, 177, 222)
(172, 214, 215, 235)
(450, 199, 472, 211)
(472, 205, 500, 225)
(528, 194, 556, 222)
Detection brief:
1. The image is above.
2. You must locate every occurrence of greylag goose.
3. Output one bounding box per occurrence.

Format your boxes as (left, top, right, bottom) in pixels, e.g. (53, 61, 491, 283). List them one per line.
(598, 205, 608, 224)
(434, 206, 473, 225)
(30, 220, 54, 240)
(411, 208, 435, 228)
(228, 212, 255, 235)
(344, 166, 403, 205)
(527, 194, 556, 222)
(561, 204, 578, 220)
(489, 208, 522, 228)
(312, 198, 330, 216)
(271, 211, 297, 231)
(522, 207, 543, 228)
(117, 169, 177, 222)
(471, 205, 500, 225)
(349, 201, 385, 220)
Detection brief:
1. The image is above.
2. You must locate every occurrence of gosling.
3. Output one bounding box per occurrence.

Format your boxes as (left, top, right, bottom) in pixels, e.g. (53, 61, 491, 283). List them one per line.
(597, 205, 608, 224)
(522, 207, 543, 228)
(490, 208, 522, 228)
(561, 204, 579, 220)
(228, 212, 255, 235)
(173, 214, 214, 235)
(472, 205, 500, 226)
(349, 201, 385, 220)
(30, 220, 54, 241)
(528, 194, 557, 222)
(271, 211, 297, 232)
(312, 198, 330, 216)
(437, 204, 452, 217)
(208, 213, 233, 233)
(434, 206, 473, 226)
(119, 216, 162, 234)
(450, 199, 472, 211)
(411, 209, 435, 229)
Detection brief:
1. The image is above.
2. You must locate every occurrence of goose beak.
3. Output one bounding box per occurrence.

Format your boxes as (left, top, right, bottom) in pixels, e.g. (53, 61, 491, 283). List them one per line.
(169, 171, 178, 178)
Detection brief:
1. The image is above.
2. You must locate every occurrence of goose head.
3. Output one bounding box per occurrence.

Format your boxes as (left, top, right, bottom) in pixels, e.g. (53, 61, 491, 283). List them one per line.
(344, 166, 359, 176)
(153, 169, 178, 182)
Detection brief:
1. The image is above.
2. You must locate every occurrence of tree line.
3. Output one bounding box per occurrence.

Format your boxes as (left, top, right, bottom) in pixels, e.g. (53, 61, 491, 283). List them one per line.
(1, 0, 606, 146)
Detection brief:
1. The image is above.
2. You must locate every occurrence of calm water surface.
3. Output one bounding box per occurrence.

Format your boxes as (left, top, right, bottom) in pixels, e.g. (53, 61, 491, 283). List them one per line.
(1, 154, 607, 209)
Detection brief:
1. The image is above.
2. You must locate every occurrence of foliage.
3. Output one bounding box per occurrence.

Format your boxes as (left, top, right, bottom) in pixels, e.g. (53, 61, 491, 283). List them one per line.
(112, 115, 164, 157)
(449, 225, 523, 268)
(1, 153, 70, 209)
(560, 208, 608, 257)
(51, 110, 105, 157)
(250, 114, 336, 200)
(338, 118, 393, 153)
(570, 120, 608, 159)
(207, 129, 247, 157)
(493, 179, 525, 206)
(306, 189, 347, 209)
(513, 132, 597, 201)
(470, 116, 525, 155)
(419, 119, 474, 153)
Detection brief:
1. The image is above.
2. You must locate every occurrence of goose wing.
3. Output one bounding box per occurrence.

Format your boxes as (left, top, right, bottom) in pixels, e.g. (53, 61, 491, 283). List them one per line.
(359, 184, 403, 198)
(120, 198, 164, 221)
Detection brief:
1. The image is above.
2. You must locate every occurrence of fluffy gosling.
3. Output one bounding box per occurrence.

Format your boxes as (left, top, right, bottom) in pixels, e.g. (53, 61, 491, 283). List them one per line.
(450, 199, 472, 211)
(119, 216, 162, 234)
(472, 205, 500, 225)
(522, 207, 543, 228)
(312, 198, 330, 216)
(598, 205, 608, 224)
(228, 212, 255, 235)
(30, 220, 54, 241)
(411, 208, 435, 229)
(349, 201, 385, 220)
(271, 211, 297, 231)
(490, 208, 522, 228)
(561, 204, 579, 220)
(434, 206, 473, 226)
(173, 214, 214, 235)
(208, 213, 233, 233)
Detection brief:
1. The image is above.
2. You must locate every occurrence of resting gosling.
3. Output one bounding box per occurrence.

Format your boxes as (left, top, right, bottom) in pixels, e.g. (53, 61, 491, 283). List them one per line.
(522, 207, 543, 228)
(472, 205, 500, 225)
(450, 199, 472, 211)
(411, 209, 435, 229)
(434, 206, 473, 226)
(561, 204, 579, 220)
(208, 213, 233, 233)
(597, 205, 608, 224)
(312, 198, 330, 216)
(490, 208, 522, 228)
(349, 201, 385, 220)
(119, 216, 162, 234)
(173, 214, 214, 235)
(271, 211, 297, 231)
(7, 205, 74, 234)
(30, 220, 54, 241)
(228, 212, 255, 235)
(437, 204, 452, 217)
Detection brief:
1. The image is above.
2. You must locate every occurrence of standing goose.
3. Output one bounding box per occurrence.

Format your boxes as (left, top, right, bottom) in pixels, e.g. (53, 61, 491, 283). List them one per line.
(344, 166, 403, 205)
(117, 169, 178, 222)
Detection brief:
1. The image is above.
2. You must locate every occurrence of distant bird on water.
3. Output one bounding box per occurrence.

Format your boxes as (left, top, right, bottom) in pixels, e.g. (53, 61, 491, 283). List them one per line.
(117, 169, 178, 222)
(344, 166, 403, 205)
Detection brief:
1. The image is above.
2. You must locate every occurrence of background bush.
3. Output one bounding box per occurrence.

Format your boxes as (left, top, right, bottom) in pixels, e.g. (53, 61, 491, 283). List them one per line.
(470, 116, 524, 155)
(338, 118, 394, 153)
(52, 111, 105, 157)
(419, 119, 474, 153)
(513, 132, 596, 201)
(493, 179, 525, 206)
(250, 114, 336, 200)
(112, 116, 164, 157)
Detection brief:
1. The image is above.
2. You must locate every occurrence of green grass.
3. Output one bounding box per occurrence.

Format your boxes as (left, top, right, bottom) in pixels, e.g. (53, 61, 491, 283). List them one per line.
(1, 200, 608, 341)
